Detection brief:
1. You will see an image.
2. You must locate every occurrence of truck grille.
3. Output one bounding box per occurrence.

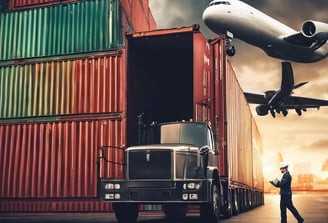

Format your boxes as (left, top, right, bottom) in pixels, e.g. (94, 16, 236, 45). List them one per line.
(128, 150, 172, 179)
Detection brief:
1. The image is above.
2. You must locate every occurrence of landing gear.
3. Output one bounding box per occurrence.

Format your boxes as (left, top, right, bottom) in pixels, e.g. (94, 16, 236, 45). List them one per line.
(226, 44, 236, 57)
(225, 31, 236, 57)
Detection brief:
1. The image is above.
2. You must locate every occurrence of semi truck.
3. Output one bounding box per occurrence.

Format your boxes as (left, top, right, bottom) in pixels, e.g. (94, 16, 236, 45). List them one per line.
(98, 120, 222, 223)
(97, 25, 264, 222)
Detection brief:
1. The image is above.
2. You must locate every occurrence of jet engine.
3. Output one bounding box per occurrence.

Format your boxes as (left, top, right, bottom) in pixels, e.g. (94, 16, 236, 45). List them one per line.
(255, 105, 269, 116)
(301, 20, 328, 39)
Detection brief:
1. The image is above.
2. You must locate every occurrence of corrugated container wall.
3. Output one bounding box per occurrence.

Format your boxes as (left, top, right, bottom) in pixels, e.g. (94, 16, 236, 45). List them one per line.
(6, 0, 157, 33)
(252, 118, 264, 191)
(0, 52, 127, 212)
(0, 0, 120, 61)
(0, 115, 125, 199)
(211, 37, 263, 189)
(0, 53, 125, 118)
(226, 61, 253, 187)
(0, 115, 125, 212)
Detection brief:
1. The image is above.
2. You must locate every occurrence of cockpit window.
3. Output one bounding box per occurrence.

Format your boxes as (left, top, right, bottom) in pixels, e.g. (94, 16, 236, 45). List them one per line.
(209, 1, 231, 6)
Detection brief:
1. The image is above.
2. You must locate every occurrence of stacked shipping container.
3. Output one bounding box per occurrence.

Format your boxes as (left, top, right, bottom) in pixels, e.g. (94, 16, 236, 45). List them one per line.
(1, 0, 263, 214)
(0, 0, 155, 212)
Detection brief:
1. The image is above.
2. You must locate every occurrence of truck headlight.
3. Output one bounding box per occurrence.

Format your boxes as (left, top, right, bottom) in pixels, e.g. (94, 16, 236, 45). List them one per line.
(105, 183, 114, 190)
(114, 193, 121, 200)
(105, 193, 114, 200)
(183, 182, 201, 190)
(105, 183, 121, 190)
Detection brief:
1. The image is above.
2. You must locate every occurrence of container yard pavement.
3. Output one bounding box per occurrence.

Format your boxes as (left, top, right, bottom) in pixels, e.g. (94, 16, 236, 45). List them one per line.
(1, 193, 327, 223)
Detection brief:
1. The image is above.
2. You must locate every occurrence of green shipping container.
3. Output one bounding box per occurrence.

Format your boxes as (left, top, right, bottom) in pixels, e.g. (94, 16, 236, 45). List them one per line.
(0, 53, 125, 119)
(0, 0, 121, 61)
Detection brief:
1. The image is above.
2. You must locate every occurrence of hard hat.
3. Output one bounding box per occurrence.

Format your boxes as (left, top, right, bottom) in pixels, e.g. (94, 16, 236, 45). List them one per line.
(279, 161, 288, 168)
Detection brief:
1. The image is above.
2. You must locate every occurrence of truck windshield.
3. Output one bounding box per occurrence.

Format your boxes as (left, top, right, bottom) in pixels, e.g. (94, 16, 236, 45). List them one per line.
(160, 123, 208, 148)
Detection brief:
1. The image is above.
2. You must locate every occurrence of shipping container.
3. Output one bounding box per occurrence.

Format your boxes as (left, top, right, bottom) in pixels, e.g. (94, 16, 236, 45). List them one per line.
(120, 0, 156, 32)
(0, 113, 124, 211)
(0, 25, 263, 213)
(6, 0, 156, 33)
(0, 52, 126, 118)
(124, 25, 264, 214)
(0, 0, 121, 61)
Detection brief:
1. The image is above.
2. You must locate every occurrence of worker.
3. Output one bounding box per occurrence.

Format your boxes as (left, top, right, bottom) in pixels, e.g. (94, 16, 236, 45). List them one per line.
(270, 161, 304, 223)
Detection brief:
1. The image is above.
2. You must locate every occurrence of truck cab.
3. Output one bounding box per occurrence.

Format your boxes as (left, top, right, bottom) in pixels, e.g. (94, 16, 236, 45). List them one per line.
(98, 121, 222, 223)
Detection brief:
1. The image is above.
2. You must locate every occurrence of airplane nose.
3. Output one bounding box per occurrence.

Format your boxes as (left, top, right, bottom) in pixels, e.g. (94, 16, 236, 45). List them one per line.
(202, 7, 215, 28)
(202, 6, 226, 34)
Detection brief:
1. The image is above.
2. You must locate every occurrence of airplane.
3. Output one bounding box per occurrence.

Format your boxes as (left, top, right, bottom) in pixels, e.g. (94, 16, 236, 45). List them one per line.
(202, 0, 328, 63)
(244, 62, 328, 117)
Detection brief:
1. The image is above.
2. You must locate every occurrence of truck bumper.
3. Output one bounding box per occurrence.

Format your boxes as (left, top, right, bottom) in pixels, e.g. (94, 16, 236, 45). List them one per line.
(99, 179, 211, 204)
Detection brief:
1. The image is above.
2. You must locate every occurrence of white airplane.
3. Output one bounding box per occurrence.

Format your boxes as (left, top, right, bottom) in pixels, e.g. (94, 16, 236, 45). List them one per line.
(202, 0, 328, 63)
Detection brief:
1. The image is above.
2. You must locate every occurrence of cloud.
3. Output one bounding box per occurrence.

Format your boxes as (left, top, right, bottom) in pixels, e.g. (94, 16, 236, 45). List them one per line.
(301, 139, 328, 151)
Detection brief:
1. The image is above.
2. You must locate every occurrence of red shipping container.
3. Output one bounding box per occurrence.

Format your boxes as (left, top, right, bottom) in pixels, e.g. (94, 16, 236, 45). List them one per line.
(0, 113, 125, 211)
(120, 0, 156, 32)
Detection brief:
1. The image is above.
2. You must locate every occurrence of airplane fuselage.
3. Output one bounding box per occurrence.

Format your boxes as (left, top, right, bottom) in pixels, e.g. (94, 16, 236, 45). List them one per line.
(203, 0, 328, 63)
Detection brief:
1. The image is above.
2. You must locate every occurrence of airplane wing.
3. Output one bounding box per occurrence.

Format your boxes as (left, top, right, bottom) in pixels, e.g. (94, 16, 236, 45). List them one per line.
(244, 92, 267, 104)
(280, 95, 328, 109)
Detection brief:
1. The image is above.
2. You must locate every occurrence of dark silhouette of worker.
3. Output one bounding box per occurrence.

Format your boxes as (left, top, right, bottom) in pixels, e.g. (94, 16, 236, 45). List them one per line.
(270, 162, 304, 223)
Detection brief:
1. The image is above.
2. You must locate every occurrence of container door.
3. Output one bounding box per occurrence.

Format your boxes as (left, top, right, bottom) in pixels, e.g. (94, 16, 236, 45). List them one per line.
(193, 32, 211, 122)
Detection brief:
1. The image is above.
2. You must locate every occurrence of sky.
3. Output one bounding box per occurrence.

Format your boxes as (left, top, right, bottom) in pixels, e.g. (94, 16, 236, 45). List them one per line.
(149, 0, 328, 180)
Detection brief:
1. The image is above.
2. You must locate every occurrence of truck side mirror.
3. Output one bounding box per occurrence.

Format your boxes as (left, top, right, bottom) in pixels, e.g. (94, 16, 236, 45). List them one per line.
(200, 145, 209, 177)
(200, 145, 210, 154)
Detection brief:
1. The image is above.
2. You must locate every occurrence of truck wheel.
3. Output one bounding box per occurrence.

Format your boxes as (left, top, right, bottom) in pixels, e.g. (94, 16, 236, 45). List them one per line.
(163, 204, 187, 220)
(222, 189, 232, 218)
(232, 190, 239, 215)
(113, 203, 139, 223)
(200, 182, 220, 223)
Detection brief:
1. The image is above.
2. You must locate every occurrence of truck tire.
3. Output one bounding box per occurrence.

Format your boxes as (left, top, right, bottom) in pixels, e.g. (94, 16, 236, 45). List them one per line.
(221, 188, 232, 218)
(163, 204, 187, 220)
(232, 189, 239, 215)
(113, 203, 139, 223)
(200, 181, 220, 223)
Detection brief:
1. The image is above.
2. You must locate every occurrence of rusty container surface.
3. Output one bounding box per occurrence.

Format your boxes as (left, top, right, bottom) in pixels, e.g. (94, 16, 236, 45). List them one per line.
(120, 0, 156, 32)
(0, 113, 125, 211)
(0, 52, 125, 118)
(0, 0, 120, 61)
